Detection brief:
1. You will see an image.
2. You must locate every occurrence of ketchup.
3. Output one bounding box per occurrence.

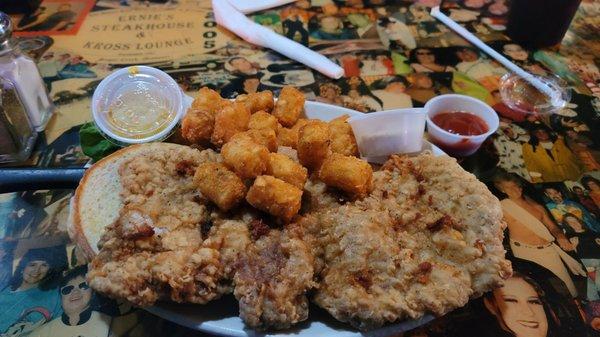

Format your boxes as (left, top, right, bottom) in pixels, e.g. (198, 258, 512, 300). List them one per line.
(431, 111, 488, 136)
(429, 137, 479, 157)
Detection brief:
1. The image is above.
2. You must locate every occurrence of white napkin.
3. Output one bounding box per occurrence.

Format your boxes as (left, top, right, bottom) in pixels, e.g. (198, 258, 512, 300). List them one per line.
(212, 0, 344, 79)
(227, 0, 298, 14)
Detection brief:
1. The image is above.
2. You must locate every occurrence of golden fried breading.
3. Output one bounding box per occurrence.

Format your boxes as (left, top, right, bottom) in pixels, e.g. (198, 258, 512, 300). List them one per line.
(319, 153, 373, 199)
(191, 87, 223, 110)
(202, 220, 252, 280)
(311, 153, 512, 330)
(181, 109, 214, 144)
(277, 146, 299, 162)
(329, 115, 359, 157)
(234, 230, 315, 330)
(222, 134, 269, 179)
(236, 91, 274, 113)
(276, 127, 295, 148)
(89, 219, 251, 307)
(297, 120, 331, 171)
(245, 128, 278, 152)
(272, 86, 305, 127)
(246, 176, 303, 222)
(87, 147, 231, 306)
(194, 162, 247, 211)
(311, 207, 405, 329)
(87, 127, 512, 331)
(181, 87, 230, 143)
(266, 153, 308, 189)
(276, 119, 309, 149)
(248, 111, 278, 133)
(89, 243, 223, 306)
(292, 119, 309, 130)
(211, 102, 250, 146)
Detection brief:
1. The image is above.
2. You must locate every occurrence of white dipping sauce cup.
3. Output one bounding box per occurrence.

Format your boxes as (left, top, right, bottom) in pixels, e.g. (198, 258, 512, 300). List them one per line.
(425, 94, 498, 157)
(92, 66, 192, 146)
(348, 108, 426, 158)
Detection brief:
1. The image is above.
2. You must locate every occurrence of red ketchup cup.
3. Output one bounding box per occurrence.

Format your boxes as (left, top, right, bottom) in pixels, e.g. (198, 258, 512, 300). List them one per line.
(425, 94, 499, 157)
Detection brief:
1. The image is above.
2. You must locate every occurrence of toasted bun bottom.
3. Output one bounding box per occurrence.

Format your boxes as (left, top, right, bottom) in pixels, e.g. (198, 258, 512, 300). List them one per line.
(69, 143, 193, 259)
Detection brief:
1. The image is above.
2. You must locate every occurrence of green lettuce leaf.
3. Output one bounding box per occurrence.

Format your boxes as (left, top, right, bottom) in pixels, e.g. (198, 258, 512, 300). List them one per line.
(79, 122, 120, 162)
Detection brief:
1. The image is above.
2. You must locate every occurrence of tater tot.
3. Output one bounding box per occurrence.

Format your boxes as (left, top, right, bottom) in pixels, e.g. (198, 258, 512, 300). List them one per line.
(277, 126, 296, 148)
(194, 162, 247, 211)
(181, 108, 214, 144)
(245, 128, 278, 152)
(297, 120, 331, 171)
(276, 119, 308, 149)
(181, 87, 230, 143)
(248, 111, 278, 133)
(211, 102, 251, 146)
(291, 119, 309, 132)
(246, 175, 303, 222)
(329, 115, 359, 156)
(191, 87, 226, 111)
(266, 153, 308, 189)
(222, 134, 269, 179)
(277, 146, 299, 162)
(272, 86, 305, 127)
(318, 153, 373, 199)
(236, 91, 274, 113)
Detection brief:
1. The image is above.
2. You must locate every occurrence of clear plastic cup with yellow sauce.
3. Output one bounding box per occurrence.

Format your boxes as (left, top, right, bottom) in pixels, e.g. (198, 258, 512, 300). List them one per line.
(92, 66, 192, 146)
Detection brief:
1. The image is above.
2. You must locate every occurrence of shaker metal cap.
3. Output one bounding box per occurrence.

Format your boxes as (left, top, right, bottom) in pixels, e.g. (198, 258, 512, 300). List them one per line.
(0, 12, 13, 52)
(0, 12, 12, 41)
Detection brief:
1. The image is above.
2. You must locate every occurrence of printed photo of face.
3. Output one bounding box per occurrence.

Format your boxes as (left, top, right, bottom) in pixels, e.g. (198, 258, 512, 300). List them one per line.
(320, 16, 343, 34)
(572, 186, 585, 197)
(231, 58, 252, 73)
(495, 178, 523, 200)
(563, 214, 585, 232)
(532, 128, 551, 142)
(485, 276, 549, 337)
(295, 0, 310, 9)
(385, 81, 406, 93)
(60, 275, 92, 316)
(583, 177, 600, 192)
(592, 317, 600, 331)
(413, 73, 433, 89)
(346, 0, 365, 8)
(489, 0, 509, 15)
(503, 44, 529, 61)
(22, 260, 50, 286)
(415, 48, 436, 65)
(464, 0, 487, 8)
(319, 83, 341, 100)
(226, 57, 258, 76)
(544, 187, 564, 204)
(243, 78, 260, 94)
(457, 48, 479, 62)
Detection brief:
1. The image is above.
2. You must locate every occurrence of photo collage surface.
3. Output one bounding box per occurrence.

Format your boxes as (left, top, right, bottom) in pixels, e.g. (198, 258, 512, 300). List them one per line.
(1, 0, 600, 336)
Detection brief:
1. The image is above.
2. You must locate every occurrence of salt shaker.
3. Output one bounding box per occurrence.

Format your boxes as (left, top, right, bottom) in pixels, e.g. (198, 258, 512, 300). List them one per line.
(0, 12, 54, 131)
(0, 76, 37, 163)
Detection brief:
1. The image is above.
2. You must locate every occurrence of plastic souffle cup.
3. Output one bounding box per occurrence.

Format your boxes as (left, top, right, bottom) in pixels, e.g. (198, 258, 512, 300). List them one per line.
(425, 94, 499, 157)
(92, 65, 193, 146)
(348, 108, 427, 161)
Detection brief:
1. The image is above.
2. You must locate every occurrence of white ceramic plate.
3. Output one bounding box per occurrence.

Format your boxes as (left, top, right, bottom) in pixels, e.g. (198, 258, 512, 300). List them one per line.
(146, 101, 443, 337)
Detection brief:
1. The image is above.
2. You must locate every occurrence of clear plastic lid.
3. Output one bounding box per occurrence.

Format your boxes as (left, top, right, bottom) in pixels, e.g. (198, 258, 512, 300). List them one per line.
(92, 66, 186, 145)
(499, 72, 571, 116)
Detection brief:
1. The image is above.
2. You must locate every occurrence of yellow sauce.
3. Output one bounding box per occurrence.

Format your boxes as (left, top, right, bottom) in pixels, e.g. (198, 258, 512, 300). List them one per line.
(128, 66, 139, 75)
(105, 81, 175, 139)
